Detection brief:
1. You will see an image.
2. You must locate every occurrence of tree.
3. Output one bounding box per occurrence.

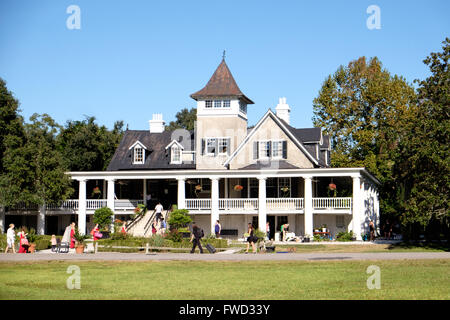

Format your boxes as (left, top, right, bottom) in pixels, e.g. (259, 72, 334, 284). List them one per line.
(397, 38, 449, 238)
(168, 209, 192, 230)
(57, 116, 124, 171)
(166, 108, 196, 131)
(93, 207, 113, 231)
(312, 56, 418, 220)
(0, 79, 29, 207)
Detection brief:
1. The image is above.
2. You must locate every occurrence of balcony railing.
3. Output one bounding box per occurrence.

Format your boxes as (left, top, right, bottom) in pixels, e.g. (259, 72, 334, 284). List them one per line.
(266, 198, 304, 210)
(220, 198, 258, 211)
(312, 197, 352, 209)
(185, 199, 211, 211)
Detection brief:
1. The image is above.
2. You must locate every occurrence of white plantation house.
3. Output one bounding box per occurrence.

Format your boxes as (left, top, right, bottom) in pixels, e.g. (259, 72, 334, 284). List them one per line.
(0, 59, 380, 240)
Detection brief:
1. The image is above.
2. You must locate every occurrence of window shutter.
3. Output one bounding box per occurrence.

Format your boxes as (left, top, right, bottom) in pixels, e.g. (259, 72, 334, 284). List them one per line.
(253, 141, 259, 160)
(214, 139, 218, 156)
(226, 138, 231, 155)
(282, 141, 287, 159)
(201, 139, 205, 155)
(268, 141, 272, 158)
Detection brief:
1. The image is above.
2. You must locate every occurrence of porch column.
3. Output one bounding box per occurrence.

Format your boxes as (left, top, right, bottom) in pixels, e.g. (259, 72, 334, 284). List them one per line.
(37, 205, 46, 235)
(352, 175, 362, 240)
(78, 179, 87, 235)
(210, 177, 219, 234)
(258, 177, 267, 232)
(304, 176, 313, 239)
(143, 179, 147, 204)
(177, 178, 186, 209)
(0, 205, 5, 233)
(107, 179, 115, 233)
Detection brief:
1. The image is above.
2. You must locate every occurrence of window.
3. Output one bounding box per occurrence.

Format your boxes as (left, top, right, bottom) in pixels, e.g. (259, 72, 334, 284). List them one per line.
(272, 140, 283, 158)
(254, 140, 287, 160)
(336, 215, 345, 229)
(205, 100, 212, 108)
(214, 100, 222, 108)
(223, 100, 230, 108)
(133, 146, 144, 164)
(279, 178, 291, 197)
(171, 146, 181, 164)
(206, 138, 217, 155)
(259, 141, 271, 158)
(239, 101, 247, 114)
(218, 138, 229, 155)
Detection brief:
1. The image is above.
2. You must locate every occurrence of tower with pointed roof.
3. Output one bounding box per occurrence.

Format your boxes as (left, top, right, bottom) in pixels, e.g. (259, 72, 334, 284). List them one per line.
(191, 58, 253, 169)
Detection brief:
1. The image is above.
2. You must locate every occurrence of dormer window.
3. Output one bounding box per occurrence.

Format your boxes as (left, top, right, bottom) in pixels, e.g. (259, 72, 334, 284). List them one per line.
(129, 141, 147, 164)
(171, 145, 181, 164)
(165, 139, 184, 164)
(134, 146, 144, 164)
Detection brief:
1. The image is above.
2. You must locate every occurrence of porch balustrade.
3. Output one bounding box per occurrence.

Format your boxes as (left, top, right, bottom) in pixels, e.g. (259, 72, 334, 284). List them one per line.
(312, 197, 352, 209)
(219, 198, 259, 211)
(266, 198, 304, 210)
(185, 199, 211, 211)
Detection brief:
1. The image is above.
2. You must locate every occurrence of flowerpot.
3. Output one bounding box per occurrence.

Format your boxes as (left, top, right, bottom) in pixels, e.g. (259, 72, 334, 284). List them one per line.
(75, 245, 85, 254)
(28, 243, 36, 253)
(303, 238, 310, 243)
(322, 228, 327, 232)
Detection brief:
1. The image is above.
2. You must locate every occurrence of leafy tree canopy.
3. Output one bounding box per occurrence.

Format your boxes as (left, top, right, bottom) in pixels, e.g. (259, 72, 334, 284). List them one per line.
(166, 107, 196, 131)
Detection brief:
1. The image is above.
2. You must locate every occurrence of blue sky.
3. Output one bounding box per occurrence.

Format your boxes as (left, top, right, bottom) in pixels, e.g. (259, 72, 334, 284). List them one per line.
(0, 0, 449, 130)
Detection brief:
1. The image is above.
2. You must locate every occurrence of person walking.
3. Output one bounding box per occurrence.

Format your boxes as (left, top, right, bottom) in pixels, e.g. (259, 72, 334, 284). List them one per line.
(369, 220, 375, 241)
(51, 235, 57, 252)
(17, 227, 29, 253)
(190, 224, 204, 254)
(121, 222, 127, 235)
(245, 223, 257, 254)
(154, 202, 163, 223)
(5, 224, 16, 254)
(69, 222, 76, 249)
(214, 220, 221, 238)
(90, 224, 101, 241)
(266, 222, 270, 240)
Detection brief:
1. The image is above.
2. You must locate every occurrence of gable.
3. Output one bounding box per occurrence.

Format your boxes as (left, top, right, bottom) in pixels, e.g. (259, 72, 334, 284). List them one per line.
(227, 112, 316, 170)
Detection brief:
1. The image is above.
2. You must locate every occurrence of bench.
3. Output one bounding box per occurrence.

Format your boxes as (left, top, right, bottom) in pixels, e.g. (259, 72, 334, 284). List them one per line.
(220, 229, 238, 236)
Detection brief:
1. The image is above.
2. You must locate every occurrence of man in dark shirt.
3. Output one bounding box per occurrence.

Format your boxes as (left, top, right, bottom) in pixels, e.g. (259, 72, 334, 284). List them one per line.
(190, 224, 204, 254)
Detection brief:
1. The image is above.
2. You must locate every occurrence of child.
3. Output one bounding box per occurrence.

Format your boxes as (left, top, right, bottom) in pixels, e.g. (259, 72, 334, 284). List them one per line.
(51, 235, 57, 252)
(4, 224, 16, 254)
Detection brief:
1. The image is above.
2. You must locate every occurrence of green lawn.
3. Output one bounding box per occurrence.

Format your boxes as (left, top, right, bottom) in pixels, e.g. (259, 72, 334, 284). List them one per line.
(0, 259, 449, 300)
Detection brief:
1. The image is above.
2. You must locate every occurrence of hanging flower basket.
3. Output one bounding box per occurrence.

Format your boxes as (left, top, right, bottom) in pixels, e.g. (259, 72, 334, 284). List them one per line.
(234, 185, 243, 191)
(328, 183, 336, 190)
(195, 185, 202, 191)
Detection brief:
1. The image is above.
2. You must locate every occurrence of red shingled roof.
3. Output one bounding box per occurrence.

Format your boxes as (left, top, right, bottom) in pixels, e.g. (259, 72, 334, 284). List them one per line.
(190, 59, 254, 104)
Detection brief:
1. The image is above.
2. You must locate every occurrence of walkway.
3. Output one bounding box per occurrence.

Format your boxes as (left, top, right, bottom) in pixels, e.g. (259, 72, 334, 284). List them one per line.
(1, 251, 449, 262)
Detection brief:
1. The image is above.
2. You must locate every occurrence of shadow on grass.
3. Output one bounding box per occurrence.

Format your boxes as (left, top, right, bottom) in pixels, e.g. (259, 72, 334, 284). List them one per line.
(387, 241, 450, 252)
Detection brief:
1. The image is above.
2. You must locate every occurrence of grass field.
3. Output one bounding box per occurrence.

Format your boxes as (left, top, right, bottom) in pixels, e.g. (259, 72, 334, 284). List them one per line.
(0, 259, 448, 300)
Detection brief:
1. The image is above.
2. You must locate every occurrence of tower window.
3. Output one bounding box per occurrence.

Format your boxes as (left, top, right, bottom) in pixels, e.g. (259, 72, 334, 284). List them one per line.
(214, 100, 222, 108)
(223, 100, 230, 108)
(205, 100, 212, 108)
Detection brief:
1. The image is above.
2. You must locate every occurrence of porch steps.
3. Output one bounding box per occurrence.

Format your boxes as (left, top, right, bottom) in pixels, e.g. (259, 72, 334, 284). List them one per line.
(126, 210, 168, 238)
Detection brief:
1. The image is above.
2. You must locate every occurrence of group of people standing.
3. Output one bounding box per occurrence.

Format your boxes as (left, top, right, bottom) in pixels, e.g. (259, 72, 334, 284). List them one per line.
(4, 224, 29, 253)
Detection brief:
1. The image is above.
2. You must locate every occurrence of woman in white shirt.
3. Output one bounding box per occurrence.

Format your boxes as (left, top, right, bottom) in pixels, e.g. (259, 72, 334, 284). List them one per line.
(5, 224, 16, 253)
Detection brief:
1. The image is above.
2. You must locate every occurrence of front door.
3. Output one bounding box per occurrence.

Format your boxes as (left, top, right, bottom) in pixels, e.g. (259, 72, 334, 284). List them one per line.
(46, 216, 59, 235)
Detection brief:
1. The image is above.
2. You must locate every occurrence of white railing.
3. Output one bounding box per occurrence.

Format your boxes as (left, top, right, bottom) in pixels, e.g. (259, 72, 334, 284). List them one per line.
(185, 199, 211, 210)
(313, 197, 352, 209)
(46, 200, 79, 210)
(266, 198, 304, 211)
(86, 199, 108, 210)
(219, 198, 258, 211)
(114, 199, 144, 210)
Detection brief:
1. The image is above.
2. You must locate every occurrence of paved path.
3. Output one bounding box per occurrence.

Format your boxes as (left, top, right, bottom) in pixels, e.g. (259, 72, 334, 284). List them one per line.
(1, 251, 449, 262)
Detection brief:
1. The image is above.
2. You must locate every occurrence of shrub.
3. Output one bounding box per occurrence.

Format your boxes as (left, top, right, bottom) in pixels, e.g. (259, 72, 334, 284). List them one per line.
(168, 209, 192, 230)
(336, 231, 354, 242)
(35, 239, 50, 250)
(93, 207, 113, 231)
(165, 229, 183, 242)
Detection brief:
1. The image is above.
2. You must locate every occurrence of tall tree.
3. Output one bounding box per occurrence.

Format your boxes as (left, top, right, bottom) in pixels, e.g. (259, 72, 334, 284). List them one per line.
(312, 56, 418, 219)
(57, 117, 124, 171)
(397, 38, 449, 236)
(166, 107, 196, 131)
(0, 78, 29, 206)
